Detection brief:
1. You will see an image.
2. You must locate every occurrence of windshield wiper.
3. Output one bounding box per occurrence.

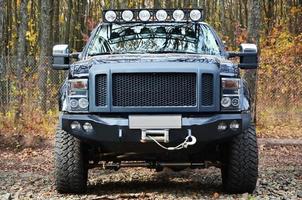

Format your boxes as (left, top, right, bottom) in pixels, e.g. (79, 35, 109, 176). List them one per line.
(88, 52, 118, 56)
(146, 50, 199, 54)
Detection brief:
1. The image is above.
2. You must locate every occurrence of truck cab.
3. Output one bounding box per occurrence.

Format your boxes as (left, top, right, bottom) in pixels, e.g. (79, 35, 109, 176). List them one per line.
(52, 9, 258, 194)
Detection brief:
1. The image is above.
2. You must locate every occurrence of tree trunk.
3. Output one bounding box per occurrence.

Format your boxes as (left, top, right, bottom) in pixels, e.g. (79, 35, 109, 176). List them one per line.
(38, 0, 52, 113)
(246, 0, 261, 123)
(15, 0, 28, 122)
(219, 0, 225, 33)
(0, 0, 5, 112)
(53, 0, 60, 44)
(154, 0, 161, 8)
(65, 0, 73, 44)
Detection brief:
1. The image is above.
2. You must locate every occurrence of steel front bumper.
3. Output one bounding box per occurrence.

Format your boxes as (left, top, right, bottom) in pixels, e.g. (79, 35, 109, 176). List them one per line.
(60, 113, 251, 149)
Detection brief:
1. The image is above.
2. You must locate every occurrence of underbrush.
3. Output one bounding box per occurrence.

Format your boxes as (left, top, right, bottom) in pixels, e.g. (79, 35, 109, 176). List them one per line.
(0, 108, 57, 137)
(257, 106, 302, 139)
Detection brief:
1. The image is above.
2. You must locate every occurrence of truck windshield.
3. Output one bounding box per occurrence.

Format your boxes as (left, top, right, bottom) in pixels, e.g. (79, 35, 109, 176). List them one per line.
(86, 23, 221, 56)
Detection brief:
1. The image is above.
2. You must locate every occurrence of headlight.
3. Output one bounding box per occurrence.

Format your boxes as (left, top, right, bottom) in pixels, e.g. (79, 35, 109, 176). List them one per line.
(69, 79, 88, 96)
(68, 79, 89, 112)
(222, 79, 240, 90)
(221, 97, 232, 108)
(78, 98, 89, 109)
(221, 78, 241, 111)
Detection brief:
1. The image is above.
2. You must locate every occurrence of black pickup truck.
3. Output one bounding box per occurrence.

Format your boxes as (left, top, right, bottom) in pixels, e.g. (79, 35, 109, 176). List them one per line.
(52, 8, 258, 194)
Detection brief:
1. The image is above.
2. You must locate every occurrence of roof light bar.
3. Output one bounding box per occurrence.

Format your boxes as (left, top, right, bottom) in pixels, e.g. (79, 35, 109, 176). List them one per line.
(103, 9, 204, 23)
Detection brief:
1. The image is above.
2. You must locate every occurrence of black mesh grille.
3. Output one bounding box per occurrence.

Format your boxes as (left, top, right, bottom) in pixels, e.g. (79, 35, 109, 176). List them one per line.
(202, 74, 214, 106)
(112, 73, 197, 107)
(95, 74, 107, 107)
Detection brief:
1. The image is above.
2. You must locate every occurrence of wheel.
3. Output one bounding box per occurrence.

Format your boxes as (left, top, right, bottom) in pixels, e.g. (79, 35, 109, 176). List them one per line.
(221, 126, 258, 194)
(54, 129, 88, 194)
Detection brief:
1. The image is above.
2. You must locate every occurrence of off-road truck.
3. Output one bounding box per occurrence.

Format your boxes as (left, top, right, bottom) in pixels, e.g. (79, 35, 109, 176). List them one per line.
(52, 8, 258, 194)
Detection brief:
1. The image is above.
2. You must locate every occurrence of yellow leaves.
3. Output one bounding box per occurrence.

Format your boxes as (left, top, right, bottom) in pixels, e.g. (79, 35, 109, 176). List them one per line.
(290, 7, 302, 15)
(26, 19, 38, 52)
(75, 24, 81, 31)
(26, 30, 37, 44)
(59, 14, 65, 24)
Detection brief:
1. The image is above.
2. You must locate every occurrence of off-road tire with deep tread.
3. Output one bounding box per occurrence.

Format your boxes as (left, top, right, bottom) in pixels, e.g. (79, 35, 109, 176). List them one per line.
(55, 129, 88, 194)
(221, 126, 258, 194)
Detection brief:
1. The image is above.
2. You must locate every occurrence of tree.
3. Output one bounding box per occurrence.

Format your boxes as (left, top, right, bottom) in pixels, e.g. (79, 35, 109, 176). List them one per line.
(246, 0, 261, 123)
(15, 0, 28, 122)
(38, 0, 52, 112)
(0, 0, 5, 112)
(0, 0, 4, 57)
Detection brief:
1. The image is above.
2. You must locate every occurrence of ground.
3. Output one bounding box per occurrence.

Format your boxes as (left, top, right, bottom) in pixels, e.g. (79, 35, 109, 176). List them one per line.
(0, 140, 301, 200)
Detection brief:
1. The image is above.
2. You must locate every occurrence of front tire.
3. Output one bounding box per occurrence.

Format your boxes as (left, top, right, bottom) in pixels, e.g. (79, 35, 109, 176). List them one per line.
(55, 129, 88, 194)
(221, 126, 258, 194)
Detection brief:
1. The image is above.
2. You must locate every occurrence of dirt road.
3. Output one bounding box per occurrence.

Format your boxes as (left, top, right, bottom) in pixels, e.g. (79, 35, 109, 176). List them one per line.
(0, 141, 301, 200)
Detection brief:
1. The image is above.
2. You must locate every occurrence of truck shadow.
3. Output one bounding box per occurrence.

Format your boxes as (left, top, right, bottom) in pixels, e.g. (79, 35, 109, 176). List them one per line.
(87, 168, 222, 196)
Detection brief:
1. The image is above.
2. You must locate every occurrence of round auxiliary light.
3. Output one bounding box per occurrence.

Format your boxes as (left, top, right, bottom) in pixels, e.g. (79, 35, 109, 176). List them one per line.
(122, 10, 134, 22)
(71, 121, 81, 130)
(218, 122, 228, 132)
(190, 9, 202, 21)
(221, 97, 232, 108)
(78, 98, 89, 109)
(232, 98, 240, 107)
(156, 10, 168, 21)
(139, 10, 151, 21)
(105, 10, 117, 22)
(83, 122, 94, 133)
(173, 10, 185, 21)
(70, 99, 78, 108)
(230, 121, 240, 131)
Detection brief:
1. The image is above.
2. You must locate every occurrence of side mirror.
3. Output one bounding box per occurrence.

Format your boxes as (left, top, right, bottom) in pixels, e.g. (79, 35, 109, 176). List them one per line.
(52, 44, 70, 70)
(228, 43, 258, 69)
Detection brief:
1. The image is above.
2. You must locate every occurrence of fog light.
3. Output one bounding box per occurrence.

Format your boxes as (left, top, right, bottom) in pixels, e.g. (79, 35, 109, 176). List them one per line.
(83, 122, 93, 133)
(71, 121, 81, 130)
(218, 122, 227, 132)
(79, 98, 89, 109)
(221, 97, 231, 108)
(230, 121, 240, 131)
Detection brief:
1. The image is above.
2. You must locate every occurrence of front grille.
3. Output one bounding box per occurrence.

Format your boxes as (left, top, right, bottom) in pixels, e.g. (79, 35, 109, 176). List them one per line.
(95, 74, 107, 106)
(112, 73, 197, 107)
(201, 74, 214, 106)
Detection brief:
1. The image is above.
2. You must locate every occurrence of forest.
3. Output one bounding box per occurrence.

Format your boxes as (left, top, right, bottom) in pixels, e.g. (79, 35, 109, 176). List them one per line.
(0, 0, 301, 138)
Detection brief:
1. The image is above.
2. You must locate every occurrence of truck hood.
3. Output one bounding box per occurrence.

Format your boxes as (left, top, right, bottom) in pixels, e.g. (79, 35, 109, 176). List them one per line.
(69, 53, 237, 77)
